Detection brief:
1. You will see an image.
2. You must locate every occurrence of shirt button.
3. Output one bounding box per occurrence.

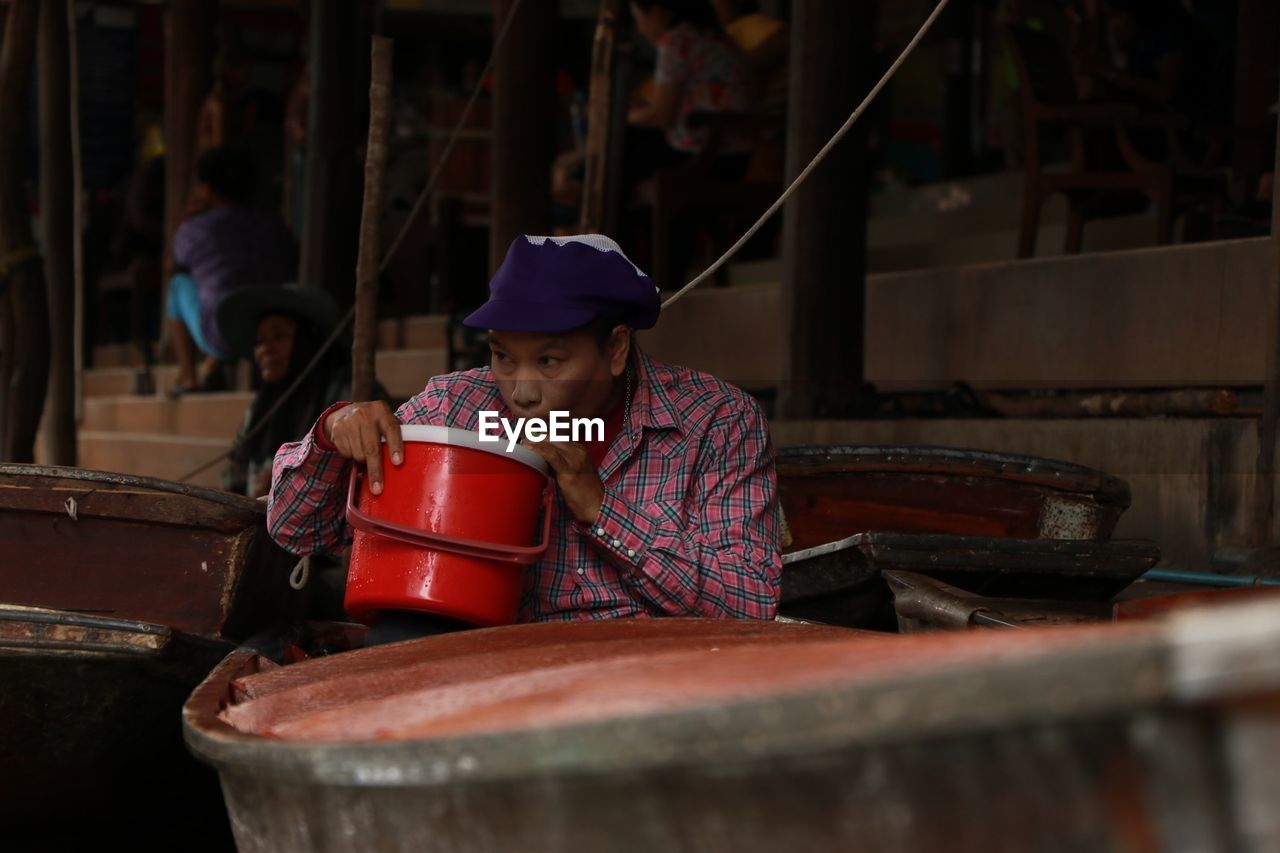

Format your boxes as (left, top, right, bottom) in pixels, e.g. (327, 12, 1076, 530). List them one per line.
(627, 549, 636, 557)
(612, 539, 621, 547)
(595, 527, 606, 536)
(576, 567, 585, 574)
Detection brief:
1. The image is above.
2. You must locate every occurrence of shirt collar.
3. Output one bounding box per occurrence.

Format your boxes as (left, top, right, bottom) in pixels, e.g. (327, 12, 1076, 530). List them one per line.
(630, 348, 682, 433)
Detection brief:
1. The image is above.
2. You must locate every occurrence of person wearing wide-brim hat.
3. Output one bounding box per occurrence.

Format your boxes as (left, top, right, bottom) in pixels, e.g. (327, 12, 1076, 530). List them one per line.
(215, 283, 372, 499)
(266, 234, 781, 635)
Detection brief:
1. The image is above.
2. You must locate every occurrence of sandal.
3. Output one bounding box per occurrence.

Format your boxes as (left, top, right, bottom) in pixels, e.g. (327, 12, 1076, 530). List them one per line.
(165, 381, 196, 400)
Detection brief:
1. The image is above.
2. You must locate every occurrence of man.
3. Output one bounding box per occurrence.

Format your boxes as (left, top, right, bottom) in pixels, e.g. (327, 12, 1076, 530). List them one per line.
(268, 234, 781, 624)
(166, 147, 297, 395)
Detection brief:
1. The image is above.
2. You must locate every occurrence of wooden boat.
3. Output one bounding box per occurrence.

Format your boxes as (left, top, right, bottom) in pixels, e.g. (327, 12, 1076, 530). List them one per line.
(776, 445, 1131, 552)
(185, 607, 1280, 852)
(0, 465, 300, 842)
(0, 464, 301, 640)
(0, 605, 233, 845)
(884, 570, 1111, 631)
(886, 572, 1280, 632)
(779, 532, 1159, 628)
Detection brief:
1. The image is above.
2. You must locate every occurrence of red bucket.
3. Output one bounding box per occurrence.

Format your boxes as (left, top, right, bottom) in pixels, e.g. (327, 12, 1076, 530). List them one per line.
(344, 425, 553, 627)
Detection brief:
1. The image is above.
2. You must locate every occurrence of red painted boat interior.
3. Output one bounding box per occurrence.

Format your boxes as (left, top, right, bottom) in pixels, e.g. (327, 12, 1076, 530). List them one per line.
(219, 619, 1153, 744)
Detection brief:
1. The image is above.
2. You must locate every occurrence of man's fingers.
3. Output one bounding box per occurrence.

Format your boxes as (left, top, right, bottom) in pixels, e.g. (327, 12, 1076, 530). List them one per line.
(521, 439, 567, 473)
(332, 429, 354, 461)
(543, 441, 590, 472)
(379, 408, 404, 465)
(365, 451, 385, 494)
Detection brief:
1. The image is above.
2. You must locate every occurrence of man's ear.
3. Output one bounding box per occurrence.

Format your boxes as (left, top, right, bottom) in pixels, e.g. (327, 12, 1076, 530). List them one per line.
(608, 325, 631, 377)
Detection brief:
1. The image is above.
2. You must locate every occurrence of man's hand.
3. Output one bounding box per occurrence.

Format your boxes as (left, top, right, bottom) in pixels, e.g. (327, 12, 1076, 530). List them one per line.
(521, 440, 603, 525)
(323, 401, 404, 495)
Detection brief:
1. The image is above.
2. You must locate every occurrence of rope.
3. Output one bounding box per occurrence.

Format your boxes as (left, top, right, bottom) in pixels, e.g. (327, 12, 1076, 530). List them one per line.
(176, 0, 526, 485)
(660, 0, 952, 311)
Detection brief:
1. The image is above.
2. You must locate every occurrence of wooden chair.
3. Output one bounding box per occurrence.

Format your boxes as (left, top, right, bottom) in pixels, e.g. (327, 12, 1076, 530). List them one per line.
(633, 111, 784, 288)
(1006, 25, 1228, 258)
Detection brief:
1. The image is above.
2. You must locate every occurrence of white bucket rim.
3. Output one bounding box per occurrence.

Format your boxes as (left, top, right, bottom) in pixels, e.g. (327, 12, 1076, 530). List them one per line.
(398, 424, 550, 475)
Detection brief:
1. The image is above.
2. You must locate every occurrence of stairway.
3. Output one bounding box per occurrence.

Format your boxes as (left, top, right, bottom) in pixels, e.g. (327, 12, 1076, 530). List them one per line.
(74, 315, 453, 490)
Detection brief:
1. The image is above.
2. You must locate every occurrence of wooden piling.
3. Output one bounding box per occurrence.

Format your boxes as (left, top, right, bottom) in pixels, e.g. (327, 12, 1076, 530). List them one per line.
(490, 0, 557, 272)
(38, 0, 75, 465)
(0, 0, 48, 463)
(1254, 72, 1280, 546)
(579, 0, 622, 234)
(777, 0, 877, 419)
(352, 37, 394, 404)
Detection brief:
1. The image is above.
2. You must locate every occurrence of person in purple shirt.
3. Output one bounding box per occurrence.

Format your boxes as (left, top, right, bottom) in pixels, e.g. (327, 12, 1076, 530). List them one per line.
(166, 147, 297, 395)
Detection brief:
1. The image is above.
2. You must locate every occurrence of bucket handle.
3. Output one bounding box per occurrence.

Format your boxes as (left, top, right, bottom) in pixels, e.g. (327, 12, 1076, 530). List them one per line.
(345, 468, 554, 565)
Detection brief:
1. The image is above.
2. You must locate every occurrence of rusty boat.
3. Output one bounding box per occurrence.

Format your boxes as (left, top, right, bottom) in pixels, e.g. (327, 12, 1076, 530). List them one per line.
(184, 606, 1280, 852)
(775, 446, 1157, 626)
(0, 464, 299, 840)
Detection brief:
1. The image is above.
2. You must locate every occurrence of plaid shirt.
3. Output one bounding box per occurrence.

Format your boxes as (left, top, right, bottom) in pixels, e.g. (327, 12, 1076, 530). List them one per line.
(267, 349, 782, 622)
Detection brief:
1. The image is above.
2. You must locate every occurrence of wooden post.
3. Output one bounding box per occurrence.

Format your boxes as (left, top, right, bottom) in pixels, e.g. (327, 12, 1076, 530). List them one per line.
(299, 0, 366, 305)
(163, 0, 217, 255)
(1253, 72, 1280, 547)
(38, 0, 75, 465)
(0, 0, 49, 463)
(490, 0, 558, 272)
(1234, 0, 1279, 181)
(68, 0, 84, 426)
(777, 0, 877, 419)
(579, 0, 622, 234)
(352, 37, 394, 403)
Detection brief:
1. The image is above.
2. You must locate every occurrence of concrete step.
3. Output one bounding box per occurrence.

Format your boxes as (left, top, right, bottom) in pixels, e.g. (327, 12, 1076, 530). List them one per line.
(82, 392, 253, 439)
(92, 343, 150, 368)
(84, 362, 253, 398)
(77, 430, 229, 489)
(377, 315, 449, 351)
(84, 364, 184, 397)
(377, 347, 450, 399)
(868, 209, 1159, 273)
(639, 281, 780, 393)
(646, 238, 1272, 392)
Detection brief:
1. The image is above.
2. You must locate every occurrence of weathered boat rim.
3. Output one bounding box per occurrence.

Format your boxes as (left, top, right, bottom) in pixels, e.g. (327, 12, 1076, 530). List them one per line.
(775, 444, 1130, 505)
(0, 604, 233, 659)
(184, 626, 1176, 789)
(0, 463, 263, 515)
(783, 532, 1161, 565)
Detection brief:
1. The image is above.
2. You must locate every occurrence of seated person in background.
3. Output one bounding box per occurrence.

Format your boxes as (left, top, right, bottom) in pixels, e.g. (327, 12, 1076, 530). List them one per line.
(267, 235, 782, 636)
(625, 0, 755, 183)
(166, 147, 297, 396)
(709, 0, 788, 116)
(215, 283, 371, 499)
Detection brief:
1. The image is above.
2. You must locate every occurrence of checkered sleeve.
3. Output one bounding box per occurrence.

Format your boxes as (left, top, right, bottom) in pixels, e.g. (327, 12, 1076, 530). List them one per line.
(579, 396, 782, 618)
(267, 385, 447, 556)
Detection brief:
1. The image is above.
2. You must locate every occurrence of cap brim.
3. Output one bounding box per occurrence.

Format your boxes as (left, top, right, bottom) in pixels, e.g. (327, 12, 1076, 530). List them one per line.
(462, 299, 602, 333)
(215, 286, 340, 360)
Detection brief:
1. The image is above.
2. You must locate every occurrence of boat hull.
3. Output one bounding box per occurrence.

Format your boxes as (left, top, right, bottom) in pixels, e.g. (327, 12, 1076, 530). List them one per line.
(777, 445, 1131, 552)
(0, 464, 300, 640)
(184, 611, 1280, 853)
(0, 606, 233, 844)
(779, 532, 1159, 628)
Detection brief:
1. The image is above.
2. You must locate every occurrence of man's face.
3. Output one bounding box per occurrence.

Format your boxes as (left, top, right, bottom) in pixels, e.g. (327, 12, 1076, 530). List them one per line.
(488, 325, 630, 423)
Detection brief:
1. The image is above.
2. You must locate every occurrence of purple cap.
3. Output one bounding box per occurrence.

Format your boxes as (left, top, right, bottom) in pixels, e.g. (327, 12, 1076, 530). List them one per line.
(463, 235, 661, 333)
